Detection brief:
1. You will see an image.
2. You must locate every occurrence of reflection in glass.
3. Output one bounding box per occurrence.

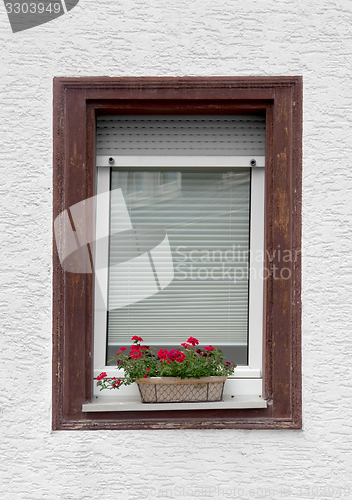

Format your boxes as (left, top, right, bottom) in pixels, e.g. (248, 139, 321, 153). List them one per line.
(107, 168, 251, 364)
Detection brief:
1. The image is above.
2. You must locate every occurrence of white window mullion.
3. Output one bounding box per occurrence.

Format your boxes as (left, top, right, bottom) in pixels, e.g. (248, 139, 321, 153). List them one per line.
(93, 168, 110, 370)
(96, 155, 265, 168)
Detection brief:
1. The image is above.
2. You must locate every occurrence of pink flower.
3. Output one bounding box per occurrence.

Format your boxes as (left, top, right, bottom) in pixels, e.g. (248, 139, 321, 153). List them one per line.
(96, 372, 107, 381)
(167, 349, 178, 361)
(187, 337, 199, 346)
(204, 345, 215, 351)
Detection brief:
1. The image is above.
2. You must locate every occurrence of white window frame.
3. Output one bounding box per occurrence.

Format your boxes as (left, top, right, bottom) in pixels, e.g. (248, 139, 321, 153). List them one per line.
(93, 155, 265, 400)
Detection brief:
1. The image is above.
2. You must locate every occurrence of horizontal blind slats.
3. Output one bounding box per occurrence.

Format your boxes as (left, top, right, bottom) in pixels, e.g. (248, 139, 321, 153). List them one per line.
(107, 168, 251, 346)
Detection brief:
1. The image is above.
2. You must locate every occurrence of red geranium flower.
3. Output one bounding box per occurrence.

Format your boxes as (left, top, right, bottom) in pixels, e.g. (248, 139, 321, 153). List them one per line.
(131, 336, 143, 342)
(187, 337, 199, 346)
(175, 352, 186, 363)
(96, 372, 107, 381)
(130, 344, 141, 351)
(157, 349, 169, 360)
(168, 349, 186, 363)
(204, 345, 215, 351)
(181, 343, 191, 349)
(130, 350, 142, 359)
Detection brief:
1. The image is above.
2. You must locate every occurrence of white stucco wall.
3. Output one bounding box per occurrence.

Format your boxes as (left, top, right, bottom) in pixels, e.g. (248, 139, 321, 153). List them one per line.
(1, 1, 352, 499)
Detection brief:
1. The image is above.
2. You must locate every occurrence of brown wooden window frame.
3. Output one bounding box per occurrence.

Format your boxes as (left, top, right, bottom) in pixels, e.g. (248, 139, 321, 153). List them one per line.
(52, 76, 302, 431)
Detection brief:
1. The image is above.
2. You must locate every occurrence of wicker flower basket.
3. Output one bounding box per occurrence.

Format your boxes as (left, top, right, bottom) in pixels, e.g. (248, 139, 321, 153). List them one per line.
(135, 376, 227, 403)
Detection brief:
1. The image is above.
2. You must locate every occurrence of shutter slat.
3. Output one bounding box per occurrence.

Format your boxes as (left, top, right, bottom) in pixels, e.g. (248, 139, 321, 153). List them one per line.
(97, 115, 265, 156)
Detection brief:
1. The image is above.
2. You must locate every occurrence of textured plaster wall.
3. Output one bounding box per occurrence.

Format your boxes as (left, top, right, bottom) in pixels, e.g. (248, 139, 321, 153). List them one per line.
(1, 1, 352, 499)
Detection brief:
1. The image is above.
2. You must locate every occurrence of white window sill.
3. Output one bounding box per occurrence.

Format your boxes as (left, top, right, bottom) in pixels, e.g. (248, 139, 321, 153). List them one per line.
(82, 395, 267, 412)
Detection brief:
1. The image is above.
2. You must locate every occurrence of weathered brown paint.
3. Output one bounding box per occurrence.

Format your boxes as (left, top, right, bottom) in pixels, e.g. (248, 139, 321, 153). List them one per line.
(53, 76, 302, 430)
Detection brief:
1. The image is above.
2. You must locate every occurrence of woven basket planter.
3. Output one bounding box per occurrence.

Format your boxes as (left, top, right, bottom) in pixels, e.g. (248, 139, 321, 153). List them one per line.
(136, 376, 227, 403)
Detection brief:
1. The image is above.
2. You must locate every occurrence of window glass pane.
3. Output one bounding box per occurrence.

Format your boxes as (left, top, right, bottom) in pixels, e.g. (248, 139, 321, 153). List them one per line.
(107, 168, 251, 364)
